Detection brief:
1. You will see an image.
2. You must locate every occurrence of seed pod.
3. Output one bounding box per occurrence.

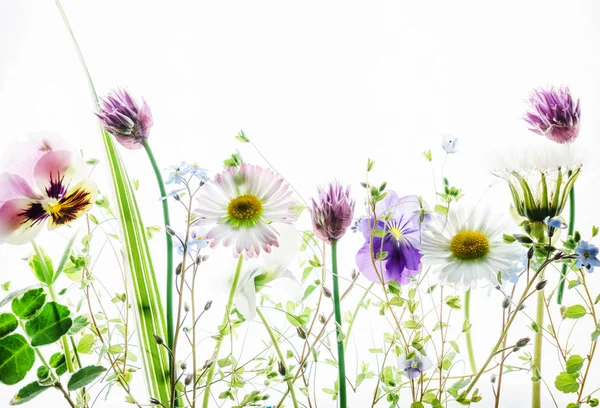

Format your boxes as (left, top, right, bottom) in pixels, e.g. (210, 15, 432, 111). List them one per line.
(165, 225, 176, 236)
(176, 263, 182, 276)
(278, 360, 286, 376)
(297, 327, 307, 339)
(185, 374, 193, 386)
(204, 300, 213, 311)
(536, 280, 548, 291)
(322, 287, 332, 298)
(153, 334, 164, 345)
(318, 314, 326, 324)
(516, 337, 531, 348)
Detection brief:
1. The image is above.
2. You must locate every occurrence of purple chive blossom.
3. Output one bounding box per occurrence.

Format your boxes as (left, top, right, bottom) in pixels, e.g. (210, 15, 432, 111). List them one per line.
(398, 352, 432, 379)
(355, 191, 422, 285)
(310, 182, 355, 244)
(524, 86, 580, 144)
(96, 88, 153, 150)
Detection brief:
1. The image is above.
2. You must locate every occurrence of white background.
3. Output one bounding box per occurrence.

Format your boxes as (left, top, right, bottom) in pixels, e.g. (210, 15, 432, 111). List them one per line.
(1, 1, 599, 407)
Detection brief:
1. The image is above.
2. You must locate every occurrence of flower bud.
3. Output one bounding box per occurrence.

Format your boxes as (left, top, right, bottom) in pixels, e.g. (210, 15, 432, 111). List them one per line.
(203, 358, 215, 369)
(322, 287, 332, 298)
(180, 362, 187, 371)
(318, 314, 326, 324)
(278, 360, 286, 376)
(185, 375, 193, 386)
(502, 297, 511, 309)
(204, 300, 213, 311)
(153, 334, 164, 345)
(310, 182, 355, 244)
(165, 225, 176, 236)
(297, 327, 307, 339)
(150, 398, 161, 405)
(535, 280, 548, 291)
(176, 263, 182, 276)
(516, 337, 531, 348)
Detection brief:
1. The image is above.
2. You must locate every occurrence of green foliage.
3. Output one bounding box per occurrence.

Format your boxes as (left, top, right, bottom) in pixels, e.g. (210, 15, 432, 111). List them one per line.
(9, 381, 50, 405)
(555, 371, 580, 393)
(0, 314, 18, 338)
(565, 354, 585, 373)
(0, 334, 35, 385)
(67, 365, 107, 391)
(564, 304, 587, 319)
(11, 289, 46, 320)
(25, 302, 72, 347)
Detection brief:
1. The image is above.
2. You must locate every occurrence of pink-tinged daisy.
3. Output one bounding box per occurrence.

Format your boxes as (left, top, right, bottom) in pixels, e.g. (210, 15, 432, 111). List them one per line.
(0, 134, 97, 245)
(193, 163, 297, 258)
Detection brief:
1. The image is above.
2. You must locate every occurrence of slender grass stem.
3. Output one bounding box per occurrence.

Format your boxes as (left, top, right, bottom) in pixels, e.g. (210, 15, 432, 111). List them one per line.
(331, 240, 347, 407)
(256, 308, 299, 408)
(201, 255, 244, 408)
(464, 289, 477, 374)
(532, 288, 545, 408)
(557, 186, 575, 304)
(343, 282, 374, 351)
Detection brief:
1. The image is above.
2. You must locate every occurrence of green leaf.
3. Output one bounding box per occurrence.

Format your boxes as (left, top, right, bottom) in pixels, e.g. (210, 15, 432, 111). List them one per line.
(1, 281, 10, 292)
(77, 334, 95, 355)
(564, 305, 587, 319)
(11, 289, 46, 320)
(25, 302, 72, 347)
(67, 365, 106, 391)
(0, 314, 18, 338)
(9, 381, 50, 405)
(411, 403, 425, 408)
(28, 250, 54, 284)
(555, 371, 579, 393)
(434, 205, 448, 215)
(445, 296, 462, 310)
(52, 233, 78, 283)
(67, 316, 89, 335)
(566, 355, 585, 374)
(0, 334, 35, 385)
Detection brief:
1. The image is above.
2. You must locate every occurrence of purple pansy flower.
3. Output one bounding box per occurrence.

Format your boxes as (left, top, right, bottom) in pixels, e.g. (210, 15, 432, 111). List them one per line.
(524, 86, 580, 144)
(355, 191, 422, 285)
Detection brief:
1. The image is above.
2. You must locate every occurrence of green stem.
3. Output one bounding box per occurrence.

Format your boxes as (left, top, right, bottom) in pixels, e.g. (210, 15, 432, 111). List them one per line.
(201, 255, 244, 408)
(141, 141, 174, 350)
(256, 308, 299, 408)
(31, 241, 75, 374)
(331, 240, 347, 408)
(343, 282, 374, 351)
(557, 186, 575, 304)
(464, 289, 477, 374)
(532, 288, 544, 408)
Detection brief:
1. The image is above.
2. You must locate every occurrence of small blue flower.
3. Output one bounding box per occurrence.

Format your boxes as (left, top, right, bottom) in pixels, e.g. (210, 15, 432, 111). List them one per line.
(543, 216, 567, 230)
(441, 134, 459, 153)
(165, 162, 190, 185)
(575, 241, 600, 272)
(183, 162, 210, 183)
(174, 227, 208, 255)
(398, 352, 432, 379)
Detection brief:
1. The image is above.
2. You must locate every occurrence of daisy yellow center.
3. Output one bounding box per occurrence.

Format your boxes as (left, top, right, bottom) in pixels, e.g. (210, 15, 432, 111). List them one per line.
(227, 194, 263, 225)
(389, 226, 403, 240)
(450, 231, 490, 260)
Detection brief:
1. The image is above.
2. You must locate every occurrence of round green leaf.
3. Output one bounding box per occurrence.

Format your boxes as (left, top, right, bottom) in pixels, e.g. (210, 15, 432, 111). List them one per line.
(9, 381, 50, 405)
(565, 305, 587, 319)
(0, 313, 18, 338)
(25, 302, 72, 347)
(566, 354, 585, 374)
(11, 289, 46, 320)
(67, 365, 106, 391)
(0, 334, 35, 385)
(555, 371, 580, 393)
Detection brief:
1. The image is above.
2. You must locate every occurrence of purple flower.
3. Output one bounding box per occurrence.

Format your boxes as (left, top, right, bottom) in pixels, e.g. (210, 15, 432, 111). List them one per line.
(355, 191, 422, 285)
(524, 87, 580, 144)
(96, 88, 153, 150)
(310, 182, 355, 244)
(398, 352, 432, 379)
(575, 241, 600, 272)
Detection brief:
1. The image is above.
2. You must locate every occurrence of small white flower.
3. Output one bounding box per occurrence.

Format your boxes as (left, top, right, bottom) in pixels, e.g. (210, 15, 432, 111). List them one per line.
(236, 225, 303, 320)
(441, 134, 459, 153)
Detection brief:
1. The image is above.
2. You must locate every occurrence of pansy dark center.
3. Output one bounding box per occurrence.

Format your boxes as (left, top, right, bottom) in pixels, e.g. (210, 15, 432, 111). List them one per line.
(227, 194, 263, 225)
(450, 231, 490, 260)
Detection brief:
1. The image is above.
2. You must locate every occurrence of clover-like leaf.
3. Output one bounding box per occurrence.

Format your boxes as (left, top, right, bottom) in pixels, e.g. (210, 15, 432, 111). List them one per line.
(555, 371, 580, 393)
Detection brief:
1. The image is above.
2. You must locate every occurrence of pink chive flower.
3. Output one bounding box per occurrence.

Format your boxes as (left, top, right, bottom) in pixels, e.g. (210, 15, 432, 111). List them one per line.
(96, 88, 153, 150)
(524, 86, 581, 144)
(311, 182, 355, 244)
(0, 134, 97, 245)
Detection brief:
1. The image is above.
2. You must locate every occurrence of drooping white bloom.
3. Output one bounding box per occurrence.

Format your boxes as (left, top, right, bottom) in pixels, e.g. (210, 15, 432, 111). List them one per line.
(420, 206, 522, 288)
(194, 163, 298, 258)
(441, 134, 459, 153)
(236, 224, 303, 320)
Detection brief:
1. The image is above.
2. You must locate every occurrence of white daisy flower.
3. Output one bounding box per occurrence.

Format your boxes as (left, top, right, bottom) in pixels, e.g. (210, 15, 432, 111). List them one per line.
(236, 224, 303, 320)
(194, 163, 297, 258)
(420, 207, 522, 289)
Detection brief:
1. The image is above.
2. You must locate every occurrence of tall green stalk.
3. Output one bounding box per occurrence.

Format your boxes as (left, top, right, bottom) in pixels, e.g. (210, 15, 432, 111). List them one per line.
(256, 308, 299, 408)
(202, 255, 244, 408)
(55, 1, 170, 403)
(331, 240, 347, 407)
(464, 289, 477, 374)
(142, 141, 174, 351)
(557, 187, 575, 304)
(532, 288, 545, 408)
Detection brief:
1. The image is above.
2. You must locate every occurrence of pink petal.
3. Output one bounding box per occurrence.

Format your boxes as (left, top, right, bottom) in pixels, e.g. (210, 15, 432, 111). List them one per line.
(0, 198, 45, 245)
(0, 173, 38, 205)
(33, 150, 84, 199)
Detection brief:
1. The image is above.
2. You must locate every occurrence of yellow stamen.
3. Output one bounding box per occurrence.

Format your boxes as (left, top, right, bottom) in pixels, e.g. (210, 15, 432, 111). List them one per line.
(450, 231, 490, 260)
